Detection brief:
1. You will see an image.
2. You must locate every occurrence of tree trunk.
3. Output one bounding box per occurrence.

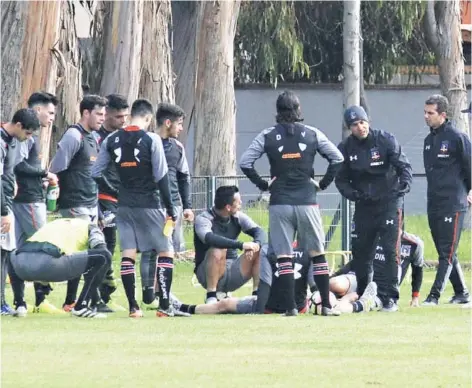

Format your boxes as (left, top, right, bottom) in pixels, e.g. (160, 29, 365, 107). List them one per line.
(193, 1, 240, 176)
(139, 0, 174, 127)
(1, 1, 65, 167)
(99, 0, 144, 103)
(342, 0, 361, 140)
(171, 1, 198, 145)
(49, 1, 85, 163)
(424, 0, 469, 133)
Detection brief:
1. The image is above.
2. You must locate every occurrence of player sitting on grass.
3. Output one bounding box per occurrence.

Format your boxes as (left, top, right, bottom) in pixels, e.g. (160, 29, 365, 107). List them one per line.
(8, 218, 111, 318)
(330, 231, 424, 309)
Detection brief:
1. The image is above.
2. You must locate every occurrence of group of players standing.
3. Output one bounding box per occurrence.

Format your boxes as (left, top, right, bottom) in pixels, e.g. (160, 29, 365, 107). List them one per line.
(0, 90, 470, 318)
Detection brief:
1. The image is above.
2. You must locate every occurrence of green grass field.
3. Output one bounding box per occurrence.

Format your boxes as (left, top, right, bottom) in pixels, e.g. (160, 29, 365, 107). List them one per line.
(2, 212, 471, 387)
(1, 265, 471, 388)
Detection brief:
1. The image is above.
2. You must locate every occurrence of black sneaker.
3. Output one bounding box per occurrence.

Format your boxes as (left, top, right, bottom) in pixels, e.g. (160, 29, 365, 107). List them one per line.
(449, 294, 470, 304)
(283, 308, 298, 317)
(381, 300, 399, 312)
(422, 295, 439, 306)
(95, 302, 114, 313)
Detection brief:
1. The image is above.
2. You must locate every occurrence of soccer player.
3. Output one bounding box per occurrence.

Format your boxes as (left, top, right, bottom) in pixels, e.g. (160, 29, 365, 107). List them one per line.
(49, 94, 107, 311)
(156, 103, 193, 254)
(9, 218, 111, 318)
(173, 244, 377, 316)
(422, 95, 471, 306)
(330, 231, 425, 308)
(92, 99, 178, 318)
(239, 90, 344, 316)
(1, 109, 40, 315)
(194, 185, 265, 304)
(93, 94, 129, 310)
(13, 92, 60, 314)
(335, 105, 412, 312)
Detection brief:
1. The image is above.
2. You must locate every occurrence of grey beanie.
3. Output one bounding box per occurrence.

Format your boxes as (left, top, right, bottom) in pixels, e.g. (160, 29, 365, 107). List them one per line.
(344, 106, 369, 126)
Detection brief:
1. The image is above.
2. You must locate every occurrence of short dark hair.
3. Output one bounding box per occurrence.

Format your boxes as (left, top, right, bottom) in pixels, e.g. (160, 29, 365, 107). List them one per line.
(27, 92, 58, 108)
(130, 99, 154, 117)
(106, 94, 129, 111)
(156, 103, 186, 126)
(11, 108, 40, 132)
(425, 94, 449, 114)
(79, 94, 107, 115)
(276, 90, 303, 124)
(214, 185, 239, 209)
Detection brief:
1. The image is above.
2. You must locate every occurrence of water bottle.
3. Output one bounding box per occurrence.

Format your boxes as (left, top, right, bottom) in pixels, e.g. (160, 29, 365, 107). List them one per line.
(46, 183, 59, 212)
(163, 218, 174, 237)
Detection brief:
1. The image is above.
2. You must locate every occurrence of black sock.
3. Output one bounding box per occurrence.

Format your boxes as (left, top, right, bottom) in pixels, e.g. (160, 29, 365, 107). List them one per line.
(157, 257, 173, 310)
(252, 290, 258, 296)
(34, 283, 52, 307)
(1, 250, 9, 305)
(65, 277, 80, 305)
(121, 257, 138, 310)
(9, 260, 26, 308)
(276, 257, 296, 311)
(206, 291, 217, 300)
(180, 304, 197, 314)
(352, 301, 364, 313)
(142, 288, 155, 304)
(312, 255, 331, 309)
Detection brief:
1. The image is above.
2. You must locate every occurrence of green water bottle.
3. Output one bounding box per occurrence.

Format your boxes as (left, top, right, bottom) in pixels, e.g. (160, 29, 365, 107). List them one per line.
(46, 183, 59, 212)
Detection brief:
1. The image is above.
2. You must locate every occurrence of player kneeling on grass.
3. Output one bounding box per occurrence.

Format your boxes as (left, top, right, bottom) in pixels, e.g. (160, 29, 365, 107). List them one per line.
(8, 218, 111, 318)
(330, 231, 424, 310)
(173, 244, 342, 316)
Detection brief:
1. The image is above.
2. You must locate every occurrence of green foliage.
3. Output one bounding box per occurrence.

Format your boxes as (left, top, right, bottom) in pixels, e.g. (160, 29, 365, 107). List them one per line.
(235, 1, 436, 85)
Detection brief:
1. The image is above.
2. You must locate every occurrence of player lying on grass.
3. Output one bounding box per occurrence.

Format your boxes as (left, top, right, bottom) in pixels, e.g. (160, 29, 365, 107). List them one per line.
(330, 231, 424, 309)
(8, 218, 111, 318)
(171, 244, 378, 316)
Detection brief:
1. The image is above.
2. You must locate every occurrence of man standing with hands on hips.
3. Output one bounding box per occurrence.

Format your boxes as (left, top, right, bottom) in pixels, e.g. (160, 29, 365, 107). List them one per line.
(335, 105, 412, 312)
(422, 95, 471, 306)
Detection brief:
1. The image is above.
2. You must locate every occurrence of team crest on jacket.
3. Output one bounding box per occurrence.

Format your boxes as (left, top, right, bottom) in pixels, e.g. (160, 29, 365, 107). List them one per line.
(438, 141, 449, 158)
(370, 147, 383, 166)
(400, 244, 411, 257)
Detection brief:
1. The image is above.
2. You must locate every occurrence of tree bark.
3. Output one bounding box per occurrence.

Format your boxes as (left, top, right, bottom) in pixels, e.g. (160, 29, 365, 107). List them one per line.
(99, 0, 144, 103)
(171, 1, 198, 145)
(193, 1, 240, 176)
(424, 0, 469, 133)
(342, 0, 361, 140)
(49, 1, 85, 163)
(139, 0, 174, 120)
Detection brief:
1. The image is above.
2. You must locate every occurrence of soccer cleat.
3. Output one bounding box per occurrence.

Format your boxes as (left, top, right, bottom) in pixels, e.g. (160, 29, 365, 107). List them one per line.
(372, 296, 383, 311)
(449, 294, 470, 304)
(33, 300, 65, 314)
(156, 306, 175, 317)
(71, 307, 107, 319)
(94, 302, 114, 313)
(169, 292, 182, 311)
(321, 306, 341, 316)
(14, 305, 28, 318)
(62, 302, 76, 312)
(205, 297, 218, 305)
(129, 307, 143, 318)
(422, 296, 439, 306)
(283, 308, 299, 317)
(381, 300, 399, 313)
(216, 291, 232, 301)
(1, 304, 16, 316)
(359, 281, 378, 312)
(141, 299, 159, 311)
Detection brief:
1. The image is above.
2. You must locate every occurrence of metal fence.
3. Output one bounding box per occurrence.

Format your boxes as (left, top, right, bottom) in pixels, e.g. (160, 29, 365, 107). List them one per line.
(183, 173, 431, 253)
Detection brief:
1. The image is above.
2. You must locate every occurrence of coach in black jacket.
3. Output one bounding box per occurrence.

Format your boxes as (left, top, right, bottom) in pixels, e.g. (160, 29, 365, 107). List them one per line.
(422, 95, 471, 306)
(335, 106, 412, 312)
